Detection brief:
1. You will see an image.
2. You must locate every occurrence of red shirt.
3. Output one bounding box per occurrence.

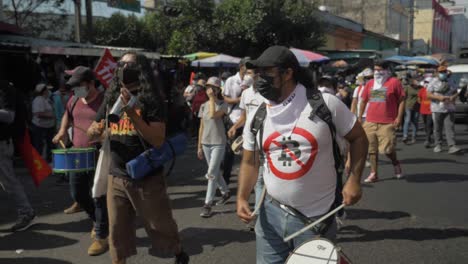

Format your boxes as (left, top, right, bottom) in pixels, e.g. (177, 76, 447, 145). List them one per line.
(362, 77, 405, 124)
(418, 87, 432, 115)
(66, 93, 104, 148)
(191, 90, 208, 114)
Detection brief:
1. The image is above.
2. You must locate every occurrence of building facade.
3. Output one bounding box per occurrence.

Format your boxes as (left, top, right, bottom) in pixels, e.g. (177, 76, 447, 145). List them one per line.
(315, 0, 412, 52)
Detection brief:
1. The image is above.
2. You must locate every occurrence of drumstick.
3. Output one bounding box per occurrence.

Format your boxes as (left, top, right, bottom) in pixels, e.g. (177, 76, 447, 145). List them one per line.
(250, 186, 266, 217)
(59, 140, 66, 149)
(284, 204, 345, 243)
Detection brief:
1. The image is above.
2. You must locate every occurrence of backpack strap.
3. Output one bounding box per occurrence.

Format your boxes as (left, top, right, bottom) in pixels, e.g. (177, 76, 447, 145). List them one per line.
(308, 91, 344, 214)
(250, 102, 267, 161)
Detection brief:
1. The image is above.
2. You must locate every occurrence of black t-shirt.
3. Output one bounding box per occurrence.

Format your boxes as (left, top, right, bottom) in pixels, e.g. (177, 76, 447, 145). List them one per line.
(0, 81, 16, 141)
(95, 95, 166, 178)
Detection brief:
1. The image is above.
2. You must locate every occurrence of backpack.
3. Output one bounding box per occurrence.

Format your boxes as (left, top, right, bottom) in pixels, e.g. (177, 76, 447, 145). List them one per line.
(250, 89, 344, 216)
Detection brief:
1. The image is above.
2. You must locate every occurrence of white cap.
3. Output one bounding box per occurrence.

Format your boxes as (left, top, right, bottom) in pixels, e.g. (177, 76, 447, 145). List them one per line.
(35, 83, 48, 93)
(361, 68, 373, 77)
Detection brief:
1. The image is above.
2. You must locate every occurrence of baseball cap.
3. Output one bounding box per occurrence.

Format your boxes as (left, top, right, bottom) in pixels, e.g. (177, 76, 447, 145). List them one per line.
(66, 66, 95, 87)
(246, 46, 300, 71)
(206, 76, 221, 88)
(239, 57, 251, 67)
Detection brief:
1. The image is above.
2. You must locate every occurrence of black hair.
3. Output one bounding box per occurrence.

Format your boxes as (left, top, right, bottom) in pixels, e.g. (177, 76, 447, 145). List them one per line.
(106, 52, 165, 122)
(374, 60, 391, 70)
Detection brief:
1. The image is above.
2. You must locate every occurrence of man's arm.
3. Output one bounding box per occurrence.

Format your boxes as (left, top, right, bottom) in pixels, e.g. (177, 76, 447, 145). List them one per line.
(228, 111, 246, 139)
(237, 149, 260, 223)
(223, 95, 241, 105)
(52, 112, 70, 144)
(350, 97, 358, 115)
(426, 91, 447, 101)
(343, 122, 368, 205)
(394, 97, 405, 128)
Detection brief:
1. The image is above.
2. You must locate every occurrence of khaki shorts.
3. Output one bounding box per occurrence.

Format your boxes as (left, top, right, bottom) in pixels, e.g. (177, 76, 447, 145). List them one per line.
(107, 171, 181, 262)
(363, 122, 396, 155)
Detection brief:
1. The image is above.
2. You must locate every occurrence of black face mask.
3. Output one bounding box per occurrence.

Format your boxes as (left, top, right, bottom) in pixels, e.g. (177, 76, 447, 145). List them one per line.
(256, 74, 281, 102)
(117, 65, 140, 85)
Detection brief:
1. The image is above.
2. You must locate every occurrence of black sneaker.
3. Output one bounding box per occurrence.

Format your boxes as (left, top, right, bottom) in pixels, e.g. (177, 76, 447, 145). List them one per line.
(215, 192, 231, 206)
(200, 205, 212, 218)
(175, 250, 189, 264)
(11, 213, 37, 232)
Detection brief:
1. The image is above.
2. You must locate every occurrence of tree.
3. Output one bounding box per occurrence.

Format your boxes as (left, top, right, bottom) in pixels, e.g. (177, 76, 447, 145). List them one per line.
(94, 13, 145, 48)
(4, 0, 69, 39)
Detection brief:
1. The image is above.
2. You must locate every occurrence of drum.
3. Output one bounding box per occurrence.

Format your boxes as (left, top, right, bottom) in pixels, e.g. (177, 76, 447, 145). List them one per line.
(52, 148, 96, 174)
(285, 238, 352, 264)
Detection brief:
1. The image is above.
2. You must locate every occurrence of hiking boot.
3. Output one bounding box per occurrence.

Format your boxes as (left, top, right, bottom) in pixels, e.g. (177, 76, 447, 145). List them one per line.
(87, 238, 109, 256)
(215, 192, 231, 206)
(10, 213, 37, 232)
(448, 145, 461, 154)
(394, 162, 403, 179)
(433, 145, 442, 153)
(200, 204, 212, 218)
(175, 250, 189, 264)
(364, 172, 378, 183)
(64, 202, 83, 214)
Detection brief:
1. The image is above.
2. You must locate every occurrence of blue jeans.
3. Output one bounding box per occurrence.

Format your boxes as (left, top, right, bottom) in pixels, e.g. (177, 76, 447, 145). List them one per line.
(403, 109, 419, 139)
(255, 196, 337, 264)
(69, 171, 108, 239)
(254, 166, 265, 215)
(202, 144, 229, 205)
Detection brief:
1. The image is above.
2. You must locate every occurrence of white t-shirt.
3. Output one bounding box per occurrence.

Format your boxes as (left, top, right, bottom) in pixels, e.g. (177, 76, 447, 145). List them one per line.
(32, 96, 55, 128)
(353, 85, 368, 118)
(243, 88, 356, 217)
(223, 72, 243, 124)
(184, 85, 195, 102)
(239, 86, 264, 119)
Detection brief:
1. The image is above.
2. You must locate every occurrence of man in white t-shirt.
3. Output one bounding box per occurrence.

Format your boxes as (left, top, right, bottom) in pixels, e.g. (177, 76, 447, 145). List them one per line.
(222, 57, 250, 184)
(351, 68, 373, 121)
(236, 46, 368, 264)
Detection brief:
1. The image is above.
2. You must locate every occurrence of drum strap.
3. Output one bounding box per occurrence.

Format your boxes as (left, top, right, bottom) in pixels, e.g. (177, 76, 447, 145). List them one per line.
(266, 193, 333, 236)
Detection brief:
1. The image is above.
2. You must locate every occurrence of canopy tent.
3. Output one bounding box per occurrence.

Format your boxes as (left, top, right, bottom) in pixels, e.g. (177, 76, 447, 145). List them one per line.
(191, 54, 241, 68)
(384, 55, 413, 64)
(289, 47, 329, 66)
(429, 53, 456, 64)
(183, 52, 218, 61)
(405, 56, 439, 66)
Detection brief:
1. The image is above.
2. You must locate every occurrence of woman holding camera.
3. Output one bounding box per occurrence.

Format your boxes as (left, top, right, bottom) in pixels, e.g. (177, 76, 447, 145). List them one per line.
(197, 77, 231, 218)
(88, 52, 188, 264)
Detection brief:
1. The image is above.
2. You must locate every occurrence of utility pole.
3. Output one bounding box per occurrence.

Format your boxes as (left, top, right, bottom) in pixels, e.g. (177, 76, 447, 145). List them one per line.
(74, 0, 82, 43)
(0, 0, 3, 21)
(408, 0, 415, 52)
(85, 0, 93, 43)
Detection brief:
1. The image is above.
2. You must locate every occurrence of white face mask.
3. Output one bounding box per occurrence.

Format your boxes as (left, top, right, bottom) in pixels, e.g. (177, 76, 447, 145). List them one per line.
(73, 86, 89, 98)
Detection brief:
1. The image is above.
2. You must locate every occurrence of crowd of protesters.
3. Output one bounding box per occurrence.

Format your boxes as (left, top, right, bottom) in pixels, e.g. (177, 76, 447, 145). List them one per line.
(1, 47, 467, 264)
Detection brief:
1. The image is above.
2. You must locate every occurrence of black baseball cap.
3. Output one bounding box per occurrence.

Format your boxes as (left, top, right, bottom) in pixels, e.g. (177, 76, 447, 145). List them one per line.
(239, 57, 251, 66)
(246, 46, 300, 71)
(66, 66, 95, 87)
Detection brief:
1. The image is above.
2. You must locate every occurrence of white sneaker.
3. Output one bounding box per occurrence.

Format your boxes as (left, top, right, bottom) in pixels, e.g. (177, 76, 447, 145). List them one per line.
(433, 145, 442, 153)
(448, 145, 461, 154)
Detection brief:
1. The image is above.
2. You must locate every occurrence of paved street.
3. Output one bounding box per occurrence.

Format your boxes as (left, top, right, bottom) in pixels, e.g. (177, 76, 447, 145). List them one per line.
(1, 124, 468, 264)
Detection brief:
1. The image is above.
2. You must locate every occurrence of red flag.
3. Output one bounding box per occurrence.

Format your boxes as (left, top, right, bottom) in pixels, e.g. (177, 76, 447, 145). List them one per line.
(94, 48, 117, 89)
(189, 72, 195, 86)
(15, 130, 52, 187)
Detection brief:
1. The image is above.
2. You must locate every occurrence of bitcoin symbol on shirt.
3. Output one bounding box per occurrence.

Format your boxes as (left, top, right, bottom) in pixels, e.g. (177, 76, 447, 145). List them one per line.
(277, 136, 301, 166)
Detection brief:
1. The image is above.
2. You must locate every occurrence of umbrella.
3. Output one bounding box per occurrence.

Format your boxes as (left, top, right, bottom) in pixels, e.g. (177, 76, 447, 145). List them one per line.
(183, 52, 218, 61)
(191, 54, 241, 68)
(289, 47, 329, 66)
(384, 55, 413, 64)
(405, 56, 439, 66)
